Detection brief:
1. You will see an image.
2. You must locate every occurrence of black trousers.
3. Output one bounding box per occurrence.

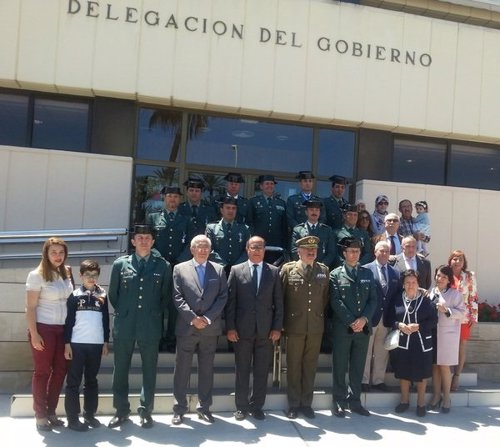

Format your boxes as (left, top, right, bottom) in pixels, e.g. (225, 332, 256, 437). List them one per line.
(233, 336, 273, 412)
(64, 343, 103, 420)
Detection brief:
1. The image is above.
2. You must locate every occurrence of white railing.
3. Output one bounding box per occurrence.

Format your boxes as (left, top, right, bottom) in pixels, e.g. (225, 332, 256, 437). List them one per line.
(0, 228, 129, 260)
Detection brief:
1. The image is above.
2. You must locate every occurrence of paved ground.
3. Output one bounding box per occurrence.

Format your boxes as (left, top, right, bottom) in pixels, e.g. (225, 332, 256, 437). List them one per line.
(2, 395, 499, 447)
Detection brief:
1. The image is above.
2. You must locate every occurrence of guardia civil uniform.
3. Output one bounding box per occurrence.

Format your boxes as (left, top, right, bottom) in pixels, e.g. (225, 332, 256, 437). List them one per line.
(280, 236, 329, 413)
(324, 196, 348, 231)
(178, 200, 217, 237)
(334, 225, 373, 267)
(212, 193, 249, 224)
(329, 238, 377, 415)
(108, 228, 172, 420)
(290, 222, 337, 268)
(247, 194, 288, 249)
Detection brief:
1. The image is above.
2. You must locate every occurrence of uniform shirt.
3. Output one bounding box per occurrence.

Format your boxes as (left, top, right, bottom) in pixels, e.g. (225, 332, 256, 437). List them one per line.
(247, 194, 288, 248)
(290, 221, 337, 267)
(323, 196, 348, 230)
(206, 219, 250, 267)
(178, 200, 217, 237)
(286, 193, 324, 229)
(64, 284, 110, 344)
(26, 269, 73, 325)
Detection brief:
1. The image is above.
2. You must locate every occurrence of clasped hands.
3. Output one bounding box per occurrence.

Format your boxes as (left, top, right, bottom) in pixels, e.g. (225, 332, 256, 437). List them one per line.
(398, 322, 420, 335)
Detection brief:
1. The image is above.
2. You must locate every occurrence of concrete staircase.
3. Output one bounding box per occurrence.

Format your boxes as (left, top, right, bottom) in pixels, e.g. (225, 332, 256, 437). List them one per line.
(10, 348, 499, 417)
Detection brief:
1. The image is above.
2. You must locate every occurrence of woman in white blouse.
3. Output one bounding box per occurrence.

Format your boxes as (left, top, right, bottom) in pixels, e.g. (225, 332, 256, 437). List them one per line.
(26, 238, 74, 431)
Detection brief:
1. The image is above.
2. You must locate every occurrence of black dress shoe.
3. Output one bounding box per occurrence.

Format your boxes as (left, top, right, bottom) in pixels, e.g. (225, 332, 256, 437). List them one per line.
(395, 403, 409, 413)
(108, 413, 129, 428)
(332, 402, 346, 418)
(351, 405, 370, 416)
(361, 383, 371, 392)
(84, 416, 101, 428)
(252, 409, 265, 420)
(197, 409, 215, 423)
(36, 418, 52, 432)
(301, 407, 315, 419)
(68, 420, 89, 432)
(47, 415, 65, 427)
(172, 413, 183, 425)
(416, 405, 426, 417)
(140, 414, 154, 428)
(287, 408, 298, 419)
(372, 383, 389, 392)
(234, 410, 247, 421)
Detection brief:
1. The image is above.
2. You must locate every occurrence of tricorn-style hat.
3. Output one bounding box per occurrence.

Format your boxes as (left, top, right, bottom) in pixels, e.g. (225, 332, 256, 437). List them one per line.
(303, 198, 323, 208)
(224, 172, 245, 183)
(160, 186, 182, 195)
(296, 170, 315, 180)
(183, 177, 205, 189)
(329, 175, 348, 186)
(131, 224, 156, 237)
(257, 174, 277, 184)
(337, 236, 363, 250)
(218, 196, 238, 207)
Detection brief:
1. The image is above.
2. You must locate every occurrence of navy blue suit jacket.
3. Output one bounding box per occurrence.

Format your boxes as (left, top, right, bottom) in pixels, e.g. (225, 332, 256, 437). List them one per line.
(363, 261, 401, 327)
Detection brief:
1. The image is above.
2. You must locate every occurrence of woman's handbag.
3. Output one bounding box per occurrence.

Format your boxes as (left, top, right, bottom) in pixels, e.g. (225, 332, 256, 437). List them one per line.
(384, 329, 400, 350)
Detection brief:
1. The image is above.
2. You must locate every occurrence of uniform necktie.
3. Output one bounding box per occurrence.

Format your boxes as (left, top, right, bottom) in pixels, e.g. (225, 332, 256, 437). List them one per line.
(310, 224, 316, 231)
(381, 264, 388, 295)
(267, 197, 272, 206)
(305, 264, 313, 281)
(196, 264, 205, 288)
(192, 205, 198, 217)
(351, 267, 357, 282)
(252, 264, 259, 291)
(227, 222, 232, 234)
(138, 258, 146, 275)
(168, 212, 175, 221)
(389, 235, 396, 255)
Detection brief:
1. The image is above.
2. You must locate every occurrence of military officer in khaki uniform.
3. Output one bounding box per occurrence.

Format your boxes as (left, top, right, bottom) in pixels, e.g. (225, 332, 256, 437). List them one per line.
(329, 237, 377, 418)
(280, 236, 329, 420)
(108, 224, 172, 429)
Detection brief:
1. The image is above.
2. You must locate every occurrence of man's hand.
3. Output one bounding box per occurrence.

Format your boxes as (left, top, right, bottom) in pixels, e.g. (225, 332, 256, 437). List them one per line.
(192, 316, 208, 329)
(269, 330, 281, 342)
(227, 329, 239, 342)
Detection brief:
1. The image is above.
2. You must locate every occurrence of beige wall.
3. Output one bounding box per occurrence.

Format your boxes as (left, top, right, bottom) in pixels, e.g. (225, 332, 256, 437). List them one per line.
(1, 0, 500, 143)
(357, 179, 498, 305)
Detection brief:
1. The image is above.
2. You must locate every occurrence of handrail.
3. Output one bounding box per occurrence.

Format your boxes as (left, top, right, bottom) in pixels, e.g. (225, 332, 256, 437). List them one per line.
(0, 228, 129, 260)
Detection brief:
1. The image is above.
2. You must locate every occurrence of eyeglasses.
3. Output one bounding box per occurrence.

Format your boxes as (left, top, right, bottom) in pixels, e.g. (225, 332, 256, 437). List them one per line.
(249, 245, 265, 250)
(83, 273, 99, 279)
(378, 201, 389, 205)
(386, 219, 399, 223)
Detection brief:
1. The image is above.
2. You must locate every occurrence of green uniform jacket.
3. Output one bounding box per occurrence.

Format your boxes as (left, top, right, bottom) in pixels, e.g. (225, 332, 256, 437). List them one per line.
(329, 264, 377, 335)
(205, 219, 250, 267)
(286, 193, 325, 230)
(178, 201, 217, 237)
(247, 194, 288, 249)
(280, 260, 329, 336)
(147, 209, 191, 264)
(323, 196, 348, 230)
(212, 194, 249, 224)
(108, 253, 172, 341)
(290, 222, 338, 268)
(334, 225, 373, 267)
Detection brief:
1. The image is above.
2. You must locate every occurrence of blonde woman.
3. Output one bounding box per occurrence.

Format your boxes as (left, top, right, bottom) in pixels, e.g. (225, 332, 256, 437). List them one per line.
(26, 238, 74, 431)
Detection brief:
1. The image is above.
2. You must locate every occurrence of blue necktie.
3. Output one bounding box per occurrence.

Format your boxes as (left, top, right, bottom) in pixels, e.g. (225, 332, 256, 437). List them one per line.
(196, 264, 205, 288)
(381, 264, 388, 295)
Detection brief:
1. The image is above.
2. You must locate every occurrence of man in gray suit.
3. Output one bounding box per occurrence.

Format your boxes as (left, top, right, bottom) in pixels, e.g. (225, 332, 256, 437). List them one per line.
(226, 236, 284, 421)
(393, 236, 431, 289)
(171, 235, 228, 425)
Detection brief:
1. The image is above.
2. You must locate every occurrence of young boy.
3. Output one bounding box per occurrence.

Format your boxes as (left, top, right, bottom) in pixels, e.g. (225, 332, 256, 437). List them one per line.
(414, 200, 431, 257)
(64, 260, 110, 431)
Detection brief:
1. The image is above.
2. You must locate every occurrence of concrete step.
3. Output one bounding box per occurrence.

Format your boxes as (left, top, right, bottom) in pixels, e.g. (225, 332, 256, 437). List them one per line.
(10, 385, 500, 417)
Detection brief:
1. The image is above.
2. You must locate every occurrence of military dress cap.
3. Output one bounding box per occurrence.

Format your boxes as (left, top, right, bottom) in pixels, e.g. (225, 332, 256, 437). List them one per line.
(329, 175, 348, 186)
(375, 194, 389, 205)
(303, 198, 323, 208)
(296, 235, 320, 249)
(131, 223, 156, 236)
(218, 196, 238, 207)
(342, 203, 358, 213)
(183, 177, 205, 189)
(161, 185, 182, 195)
(224, 172, 245, 183)
(257, 174, 277, 184)
(338, 236, 362, 250)
(296, 170, 315, 180)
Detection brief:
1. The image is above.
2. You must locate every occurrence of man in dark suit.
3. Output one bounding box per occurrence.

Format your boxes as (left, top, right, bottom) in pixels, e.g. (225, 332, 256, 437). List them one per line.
(393, 236, 431, 289)
(226, 236, 283, 421)
(280, 236, 329, 420)
(372, 213, 403, 260)
(330, 237, 377, 418)
(362, 241, 401, 392)
(171, 234, 228, 425)
(108, 224, 172, 429)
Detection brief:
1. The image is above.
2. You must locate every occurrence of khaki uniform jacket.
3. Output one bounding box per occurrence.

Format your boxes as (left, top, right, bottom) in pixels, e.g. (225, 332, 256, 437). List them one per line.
(280, 260, 329, 336)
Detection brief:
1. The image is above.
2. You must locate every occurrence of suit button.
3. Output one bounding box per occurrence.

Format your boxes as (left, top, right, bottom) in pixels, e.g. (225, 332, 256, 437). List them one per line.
(139, 295, 143, 299)
(140, 278, 144, 282)
(138, 305, 142, 309)
(308, 309, 311, 312)
(139, 287, 143, 290)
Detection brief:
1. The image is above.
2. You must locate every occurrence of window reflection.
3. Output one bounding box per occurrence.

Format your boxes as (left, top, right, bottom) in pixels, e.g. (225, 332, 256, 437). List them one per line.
(187, 116, 313, 172)
(449, 144, 500, 190)
(393, 139, 446, 185)
(187, 171, 226, 200)
(137, 108, 183, 161)
(32, 98, 89, 151)
(317, 129, 355, 178)
(133, 165, 179, 223)
(0, 93, 29, 146)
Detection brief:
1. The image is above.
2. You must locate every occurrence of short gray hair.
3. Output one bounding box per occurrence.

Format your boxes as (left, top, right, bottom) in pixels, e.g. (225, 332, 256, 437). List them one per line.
(191, 234, 212, 249)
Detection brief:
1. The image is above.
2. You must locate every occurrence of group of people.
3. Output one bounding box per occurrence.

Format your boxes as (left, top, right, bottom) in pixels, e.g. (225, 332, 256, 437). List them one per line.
(25, 171, 479, 433)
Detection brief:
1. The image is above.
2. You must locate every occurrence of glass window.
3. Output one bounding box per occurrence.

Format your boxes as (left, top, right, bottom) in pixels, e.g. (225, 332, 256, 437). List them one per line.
(186, 115, 313, 172)
(137, 108, 182, 161)
(186, 171, 227, 201)
(133, 165, 179, 223)
(317, 129, 355, 178)
(393, 139, 446, 185)
(449, 144, 500, 190)
(32, 98, 89, 151)
(0, 93, 29, 146)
